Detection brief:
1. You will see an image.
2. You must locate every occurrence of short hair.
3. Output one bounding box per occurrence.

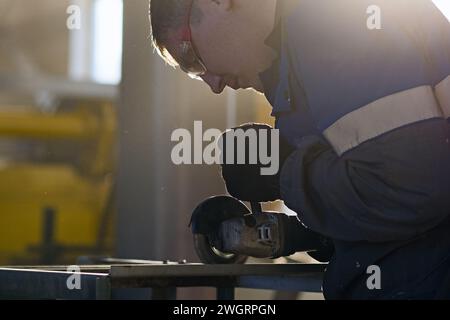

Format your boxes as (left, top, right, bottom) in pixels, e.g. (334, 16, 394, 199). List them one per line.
(149, 0, 203, 66)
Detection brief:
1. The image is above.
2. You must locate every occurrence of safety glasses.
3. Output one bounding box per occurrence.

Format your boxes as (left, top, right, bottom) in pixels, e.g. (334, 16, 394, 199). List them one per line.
(178, 0, 207, 79)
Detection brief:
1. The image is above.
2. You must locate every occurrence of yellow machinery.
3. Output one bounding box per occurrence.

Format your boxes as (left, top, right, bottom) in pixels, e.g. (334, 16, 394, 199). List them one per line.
(0, 102, 116, 265)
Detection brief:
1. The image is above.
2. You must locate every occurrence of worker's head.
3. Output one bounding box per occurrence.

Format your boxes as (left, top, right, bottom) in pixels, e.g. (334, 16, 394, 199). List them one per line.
(149, 0, 277, 94)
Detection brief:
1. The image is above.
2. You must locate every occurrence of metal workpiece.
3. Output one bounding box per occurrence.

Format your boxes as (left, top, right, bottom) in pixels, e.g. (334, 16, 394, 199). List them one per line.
(110, 263, 325, 293)
(0, 267, 109, 300)
(0, 262, 326, 300)
(110, 263, 325, 279)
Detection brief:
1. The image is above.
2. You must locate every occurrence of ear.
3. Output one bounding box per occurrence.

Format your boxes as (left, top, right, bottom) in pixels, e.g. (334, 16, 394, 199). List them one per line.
(212, 0, 232, 11)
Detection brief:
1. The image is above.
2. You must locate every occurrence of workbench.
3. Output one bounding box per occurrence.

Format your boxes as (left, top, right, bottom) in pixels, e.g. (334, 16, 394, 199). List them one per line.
(0, 259, 326, 300)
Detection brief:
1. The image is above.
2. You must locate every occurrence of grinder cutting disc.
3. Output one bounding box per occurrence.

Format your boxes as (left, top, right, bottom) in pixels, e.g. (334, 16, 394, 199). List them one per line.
(190, 195, 250, 264)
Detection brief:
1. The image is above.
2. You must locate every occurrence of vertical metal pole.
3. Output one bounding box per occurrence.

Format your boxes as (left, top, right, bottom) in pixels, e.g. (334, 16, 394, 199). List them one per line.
(151, 287, 177, 300)
(96, 277, 112, 300)
(41, 207, 56, 264)
(216, 287, 235, 300)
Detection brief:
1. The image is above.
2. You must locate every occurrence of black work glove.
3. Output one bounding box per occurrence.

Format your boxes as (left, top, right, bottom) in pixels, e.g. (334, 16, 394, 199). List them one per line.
(219, 123, 295, 202)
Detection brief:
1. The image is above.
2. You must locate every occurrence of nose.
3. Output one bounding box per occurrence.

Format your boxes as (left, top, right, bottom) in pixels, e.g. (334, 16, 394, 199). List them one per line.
(200, 73, 226, 94)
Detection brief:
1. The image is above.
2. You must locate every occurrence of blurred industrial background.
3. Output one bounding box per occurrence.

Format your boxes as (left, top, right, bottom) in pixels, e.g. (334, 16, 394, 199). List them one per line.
(0, 0, 449, 300)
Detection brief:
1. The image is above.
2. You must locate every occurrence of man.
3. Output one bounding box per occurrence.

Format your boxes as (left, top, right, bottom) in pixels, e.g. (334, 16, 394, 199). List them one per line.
(149, 0, 450, 299)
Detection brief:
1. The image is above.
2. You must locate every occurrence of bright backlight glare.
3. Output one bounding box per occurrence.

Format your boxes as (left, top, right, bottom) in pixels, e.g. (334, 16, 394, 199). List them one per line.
(92, 0, 123, 84)
(433, 0, 450, 20)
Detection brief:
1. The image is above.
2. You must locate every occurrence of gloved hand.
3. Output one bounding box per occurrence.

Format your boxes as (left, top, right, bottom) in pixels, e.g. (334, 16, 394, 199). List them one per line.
(219, 123, 295, 202)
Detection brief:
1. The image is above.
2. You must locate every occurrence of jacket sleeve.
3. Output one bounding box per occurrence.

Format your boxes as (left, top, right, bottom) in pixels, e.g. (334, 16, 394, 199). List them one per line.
(278, 0, 450, 242)
(279, 118, 450, 242)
